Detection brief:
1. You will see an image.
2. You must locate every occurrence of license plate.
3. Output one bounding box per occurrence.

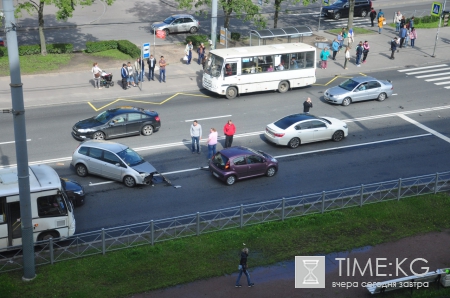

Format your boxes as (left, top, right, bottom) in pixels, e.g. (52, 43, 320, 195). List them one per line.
(213, 172, 219, 178)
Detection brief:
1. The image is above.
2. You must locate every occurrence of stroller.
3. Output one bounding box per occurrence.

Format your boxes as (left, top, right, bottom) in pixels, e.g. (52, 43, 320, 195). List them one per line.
(100, 71, 114, 88)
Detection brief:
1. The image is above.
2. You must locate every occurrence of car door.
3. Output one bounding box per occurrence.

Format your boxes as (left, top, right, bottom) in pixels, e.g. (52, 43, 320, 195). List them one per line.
(366, 81, 382, 100)
(246, 155, 267, 177)
(352, 83, 370, 102)
(231, 156, 249, 179)
(86, 147, 104, 175)
(294, 121, 315, 144)
(171, 18, 183, 33)
(102, 150, 124, 181)
(126, 113, 143, 135)
(310, 120, 332, 141)
(182, 18, 193, 32)
(106, 115, 128, 138)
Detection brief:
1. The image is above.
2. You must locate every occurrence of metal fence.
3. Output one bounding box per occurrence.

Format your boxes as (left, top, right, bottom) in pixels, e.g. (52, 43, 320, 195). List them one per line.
(1, 171, 450, 274)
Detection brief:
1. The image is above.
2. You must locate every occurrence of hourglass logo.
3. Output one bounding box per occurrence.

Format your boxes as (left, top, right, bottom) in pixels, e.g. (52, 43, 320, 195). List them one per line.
(295, 256, 325, 288)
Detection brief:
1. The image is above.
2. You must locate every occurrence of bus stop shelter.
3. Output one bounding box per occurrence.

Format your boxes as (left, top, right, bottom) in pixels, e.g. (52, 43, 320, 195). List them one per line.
(249, 26, 313, 46)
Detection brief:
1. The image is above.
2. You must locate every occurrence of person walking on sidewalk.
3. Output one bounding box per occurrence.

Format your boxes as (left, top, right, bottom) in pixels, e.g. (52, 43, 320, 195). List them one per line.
(197, 43, 205, 65)
(134, 57, 141, 84)
(390, 37, 398, 59)
(378, 15, 385, 34)
(399, 25, 408, 48)
(355, 41, 363, 67)
(303, 98, 313, 114)
(121, 63, 128, 90)
(235, 247, 254, 288)
(185, 41, 193, 65)
(223, 120, 236, 148)
(331, 39, 340, 60)
(410, 27, 417, 47)
(377, 9, 384, 20)
(348, 28, 354, 44)
(362, 41, 370, 63)
(320, 47, 330, 69)
(207, 128, 218, 160)
(343, 46, 351, 69)
(369, 7, 376, 27)
(159, 56, 166, 83)
(92, 62, 102, 89)
(147, 55, 156, 81)
(337, 32, 344, 50)
(393, 11, 402, 32)
(190, 120, 202, 154)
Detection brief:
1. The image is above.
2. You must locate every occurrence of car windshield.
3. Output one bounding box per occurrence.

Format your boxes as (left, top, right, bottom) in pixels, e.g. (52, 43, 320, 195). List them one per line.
(94, 110, 115, 124)
(206, 54, 224, 78)
(116, 148, 145, 167)
(339, 79, 359, 91)
(163, 16, 176, 24)
(211, 152, 229, 170)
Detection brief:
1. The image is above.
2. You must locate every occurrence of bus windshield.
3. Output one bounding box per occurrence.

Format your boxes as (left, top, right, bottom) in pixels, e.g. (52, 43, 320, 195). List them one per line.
(207, 54, 224, 78)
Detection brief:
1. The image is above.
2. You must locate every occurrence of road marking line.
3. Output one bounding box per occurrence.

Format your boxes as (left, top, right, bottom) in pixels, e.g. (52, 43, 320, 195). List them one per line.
(415, 72, 450, 78)
(185, 115, 232, 122)
(445, 86, 450, 89)
(425, 76, 450, 82)
(398, 64, 448, 72)
(405, 68, 450, 75)
(434, 81, 450, 85)
(397, 114, 450, 143)
(0, 139, 31, 145)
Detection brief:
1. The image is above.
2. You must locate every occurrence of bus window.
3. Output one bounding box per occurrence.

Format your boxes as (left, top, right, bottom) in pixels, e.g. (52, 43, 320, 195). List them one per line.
(275, 54, 289, 71)
(37, 195, 67, 217)
(224, 63, 237, 77)
(207, 54, 224, 78)
(0, 198, 4, 223)
(305, 51, 315, 68)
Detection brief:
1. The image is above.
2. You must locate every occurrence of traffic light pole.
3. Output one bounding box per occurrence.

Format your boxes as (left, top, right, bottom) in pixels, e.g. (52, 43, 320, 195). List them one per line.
(432, 0, 447, 57)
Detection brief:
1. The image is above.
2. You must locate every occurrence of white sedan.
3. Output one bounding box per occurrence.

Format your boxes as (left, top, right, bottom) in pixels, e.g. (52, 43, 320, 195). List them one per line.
(265, 114, 348, 149)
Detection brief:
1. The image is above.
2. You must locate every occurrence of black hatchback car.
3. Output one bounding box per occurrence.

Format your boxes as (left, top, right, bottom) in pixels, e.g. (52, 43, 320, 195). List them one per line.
(322, 0, 372, 20)
(72, 106, 161, 140)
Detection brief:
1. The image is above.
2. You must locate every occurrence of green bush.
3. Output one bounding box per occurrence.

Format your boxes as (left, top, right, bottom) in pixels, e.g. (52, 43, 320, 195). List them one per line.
(186, 34, 209, 46)
(18, 45, 41, 55)
(46, 43, 73, 54)
(117, 40, 141, 58)
(85, 40, 118, 53)
(0, 47, 7, 57)
(230, 32, 240, 41)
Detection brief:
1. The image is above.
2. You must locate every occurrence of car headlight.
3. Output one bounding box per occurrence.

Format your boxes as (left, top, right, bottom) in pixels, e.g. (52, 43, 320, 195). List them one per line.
(74, 189, 84, 195)
(139, 173, 149, 178)
(271, 158, 277, 162)
(343, 125, 348, 129)
(76, 128, 95, 133)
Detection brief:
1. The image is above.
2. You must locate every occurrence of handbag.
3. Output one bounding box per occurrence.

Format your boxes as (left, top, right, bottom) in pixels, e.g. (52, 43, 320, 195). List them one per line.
(183, 55, 188, 61)
(94, 72, 100, 78)
(383, 21, 386, 25)
(238, 265, 242, 270)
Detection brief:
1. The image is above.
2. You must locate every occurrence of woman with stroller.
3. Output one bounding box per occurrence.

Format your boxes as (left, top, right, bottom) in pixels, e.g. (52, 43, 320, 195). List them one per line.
(92, 62, 102, 89)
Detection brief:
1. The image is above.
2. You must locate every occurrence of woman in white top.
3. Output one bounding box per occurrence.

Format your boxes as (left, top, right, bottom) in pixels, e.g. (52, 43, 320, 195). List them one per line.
(207, 128, 218, 160)
(92, 62, 102, 89)
(343, 46, 351, 70)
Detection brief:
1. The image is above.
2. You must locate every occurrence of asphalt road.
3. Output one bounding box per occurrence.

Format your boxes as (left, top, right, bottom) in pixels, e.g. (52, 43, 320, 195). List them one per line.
(1, 66, 450, 233)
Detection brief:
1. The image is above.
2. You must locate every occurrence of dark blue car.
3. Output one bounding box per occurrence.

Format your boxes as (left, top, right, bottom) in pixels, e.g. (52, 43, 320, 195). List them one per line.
(322, 0, 372, 20)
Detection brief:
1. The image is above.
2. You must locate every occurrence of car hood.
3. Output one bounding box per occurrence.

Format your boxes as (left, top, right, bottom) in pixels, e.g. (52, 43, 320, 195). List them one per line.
(74, 117, 103, 129)
(151, 22, 166, 29)
(131, 162, 157, 174)
(60, 178, 83, 192)
(325, 85, 351, 96)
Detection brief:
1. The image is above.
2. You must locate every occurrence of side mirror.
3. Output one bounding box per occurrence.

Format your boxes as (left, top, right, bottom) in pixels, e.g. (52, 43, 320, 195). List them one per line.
(115, 163, 121, 167)
(110, 122, 115, 126)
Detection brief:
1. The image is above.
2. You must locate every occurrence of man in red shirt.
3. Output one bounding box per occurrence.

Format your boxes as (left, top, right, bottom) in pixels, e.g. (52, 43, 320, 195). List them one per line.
(223, 120, 236, 148)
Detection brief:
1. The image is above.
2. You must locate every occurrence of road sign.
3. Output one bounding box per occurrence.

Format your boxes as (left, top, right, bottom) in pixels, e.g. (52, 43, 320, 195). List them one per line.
(220, 26, 226, 45)
(156, 30, 166, 39)
(142, 43, 150, 59)
(431, 2, 442, 16)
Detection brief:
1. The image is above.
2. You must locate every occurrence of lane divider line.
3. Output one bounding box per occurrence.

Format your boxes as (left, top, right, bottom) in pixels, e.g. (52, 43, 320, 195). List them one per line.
(0, 139, 31, 145)
(397, 114, 450, 144)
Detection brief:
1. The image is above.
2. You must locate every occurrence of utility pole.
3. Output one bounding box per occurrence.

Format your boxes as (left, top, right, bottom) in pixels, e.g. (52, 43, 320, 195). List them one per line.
(211, 0, 218, 50)
(432, 0, 447, 57)
(2, 0, 36, 281)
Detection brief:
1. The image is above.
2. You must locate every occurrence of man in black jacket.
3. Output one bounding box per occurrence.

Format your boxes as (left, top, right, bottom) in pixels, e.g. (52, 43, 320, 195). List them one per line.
(390, 37, 398, 60)
(303, 98, 313, 114)
(147, 55, 156, 81)
(235, 247, 254, 288)
(369, 7, 376, 27)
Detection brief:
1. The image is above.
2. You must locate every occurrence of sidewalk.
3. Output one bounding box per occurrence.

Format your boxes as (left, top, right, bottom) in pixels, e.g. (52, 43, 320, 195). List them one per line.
(2, 25, 449, 109)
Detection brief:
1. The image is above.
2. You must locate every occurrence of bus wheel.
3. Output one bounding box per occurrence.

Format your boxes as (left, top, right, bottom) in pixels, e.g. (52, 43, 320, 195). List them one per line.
(37, 231, 59, 242)
(226, 86, 237, 99)
(278, 81, 289, 93)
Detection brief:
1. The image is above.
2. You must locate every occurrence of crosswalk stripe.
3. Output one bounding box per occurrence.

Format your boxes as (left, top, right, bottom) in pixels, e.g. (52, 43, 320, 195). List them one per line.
(405, 67, 450, 75)
(434, 81, 450, 85)
(416, 72, 450, 78)
(398, 64, 448, 72)
(425, 76, 450, 82)
(445, 86, 450, 89)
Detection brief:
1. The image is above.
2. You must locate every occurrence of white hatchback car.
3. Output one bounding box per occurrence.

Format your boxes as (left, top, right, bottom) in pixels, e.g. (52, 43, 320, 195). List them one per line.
(265, 113, 348, 149)
(71, 140, 157, 187)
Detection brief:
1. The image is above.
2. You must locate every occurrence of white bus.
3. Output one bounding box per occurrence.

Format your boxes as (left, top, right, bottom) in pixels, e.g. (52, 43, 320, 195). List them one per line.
(0, 165, 76, 249)
(202, 43, 316, 99)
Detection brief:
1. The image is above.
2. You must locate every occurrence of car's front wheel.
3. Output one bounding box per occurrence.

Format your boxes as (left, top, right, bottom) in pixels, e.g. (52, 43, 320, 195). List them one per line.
(226, 86, 237, 99)
(377, 92, 387, 101)
(75, 164, 88, 177)
(123, 176, 136, 188)
(141, 125, 154, 136)
(189, 26, 198, 34)
(266, 166, 277, 177)
(288, 138, 300, 149)
(93, 131, 105, 140)
(361, 10, 368, 17)
(342, 97, 351, 106)
(332, 130, 345, 142)
(334, 12, 341, 20)
(226, 175, 236, 186)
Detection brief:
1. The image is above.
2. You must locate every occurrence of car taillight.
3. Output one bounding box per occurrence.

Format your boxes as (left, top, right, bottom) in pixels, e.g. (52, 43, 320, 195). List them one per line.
(225, 161, 230, 169)
(274, 133, 285, 137)
(155, 116, 160, 121)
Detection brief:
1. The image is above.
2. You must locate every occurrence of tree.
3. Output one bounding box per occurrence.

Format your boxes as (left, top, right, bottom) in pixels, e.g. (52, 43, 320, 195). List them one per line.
(175, 0, 266, 30)
(347, 0, 355, 33)
(273, 0, 318, 29)
(15, 0, 115, 56)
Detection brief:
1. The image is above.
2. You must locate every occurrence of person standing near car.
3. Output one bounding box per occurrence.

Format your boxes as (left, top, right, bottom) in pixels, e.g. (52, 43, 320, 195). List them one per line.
(185, 41, 193, 65)
(235, 247, 254, 288)
(223, 119, 236, 148)
(147, 55, 156, 81)
(190, 120, 202, 154)
(303, 98, 313, 114)
(120, 63, 128, 90)
(159, 56, 166, 83)
(369, 7, 376, 27)
(92, 62, 102, 89)
(207, 128, 218, 160)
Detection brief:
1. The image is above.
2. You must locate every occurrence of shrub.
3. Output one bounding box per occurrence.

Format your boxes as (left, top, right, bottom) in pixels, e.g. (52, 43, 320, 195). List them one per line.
(46, 43, 73, 54)
(0, 47, 7, 57)
(231, 32, 240, 41)
(117, 40, 141, 58)
(85, 40, 118, 53)
(186, 34, 209, 46)
(18, 45, 41, 55)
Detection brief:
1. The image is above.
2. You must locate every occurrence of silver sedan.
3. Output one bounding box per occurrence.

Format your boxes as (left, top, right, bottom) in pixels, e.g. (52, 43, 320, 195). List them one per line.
(324, 76, 393, 106)
(265, 114, 348, 149)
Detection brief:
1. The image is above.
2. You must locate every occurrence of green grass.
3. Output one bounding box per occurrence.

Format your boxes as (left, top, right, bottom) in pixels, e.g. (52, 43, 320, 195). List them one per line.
(327, 27, 375, 35)
(389, 21, 440, 29)
(1, 193, 450, 298)
(88, 49, 133, 60)
(0, 54, 72, 76)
